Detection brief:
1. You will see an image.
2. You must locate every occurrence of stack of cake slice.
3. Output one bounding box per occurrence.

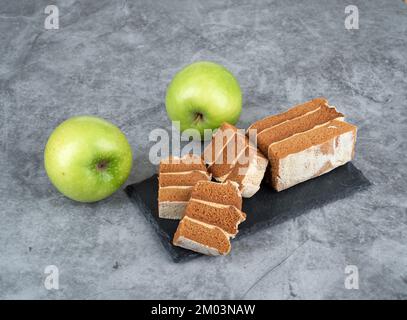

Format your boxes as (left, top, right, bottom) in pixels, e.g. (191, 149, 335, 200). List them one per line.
(173, 180, 246, 256)
(158, 154, 211, 219)
(202, 123, 268, 197)
(248, 98, 357, 191)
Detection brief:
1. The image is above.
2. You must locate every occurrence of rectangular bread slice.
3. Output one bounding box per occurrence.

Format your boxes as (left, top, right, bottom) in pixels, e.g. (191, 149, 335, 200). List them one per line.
(248, 97, 332, 134)
(172, 180, 246, 255)
(173, 217, 231, 256)
(158, 154, 211, 219)
(158, 186, 193, 219)
(191, 180, 243, 211)
(202, 123, 237, 166)
(184, 199, 246, 237)
(203, 122, 268, 197)
(268, 120, 357, 191)
(209, 132, 248, 182)
(225, 147, 268, 197)
(255, 102, 343, 155)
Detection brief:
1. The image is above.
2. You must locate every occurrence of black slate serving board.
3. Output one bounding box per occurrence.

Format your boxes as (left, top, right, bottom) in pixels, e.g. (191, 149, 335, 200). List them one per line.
(125, 163, 371, 262)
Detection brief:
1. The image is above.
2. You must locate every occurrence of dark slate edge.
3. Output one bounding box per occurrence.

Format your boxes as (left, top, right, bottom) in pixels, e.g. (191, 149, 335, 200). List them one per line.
(240, 172, 371, 239)
(125, 163, 372, 263)
(124, 185, 200, 262)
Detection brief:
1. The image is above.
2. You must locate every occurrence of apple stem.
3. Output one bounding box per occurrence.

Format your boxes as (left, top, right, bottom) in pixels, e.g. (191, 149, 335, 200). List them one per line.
(193, 112, 204, 124)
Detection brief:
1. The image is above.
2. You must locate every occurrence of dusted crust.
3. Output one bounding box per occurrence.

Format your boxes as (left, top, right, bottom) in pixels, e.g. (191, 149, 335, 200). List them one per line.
(269, 120, 357, 191)
(173, 217, 231, 256)
(247, 98, 357, 192)
(172, 180, 245, 255)
(203, 123, 268, 197)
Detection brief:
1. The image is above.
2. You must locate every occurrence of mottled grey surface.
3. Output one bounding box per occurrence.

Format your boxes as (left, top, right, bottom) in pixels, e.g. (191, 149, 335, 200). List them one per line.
(0, 0, 406, 300)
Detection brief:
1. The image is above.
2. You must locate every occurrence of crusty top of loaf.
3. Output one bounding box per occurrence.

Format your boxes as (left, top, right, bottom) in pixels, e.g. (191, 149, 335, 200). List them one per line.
(268, 119, 357, 159)
(209, 133, 248, 178)
(159, 170, 211, 187)
(191, 180, 242, 210)
(247, 97, 330, 134)
(159, 154, 206, 173)
(202, 122, 238, 165)
(173, 217, 231, 254)
(184, 199, 246, 235)
(225, 146, 266, 184)
(256, 104, 343, 155)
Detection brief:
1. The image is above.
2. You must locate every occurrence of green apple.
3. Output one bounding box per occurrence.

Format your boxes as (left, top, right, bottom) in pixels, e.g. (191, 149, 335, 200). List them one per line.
(165, 61, 242, 139)
(44, 116, 132, 202)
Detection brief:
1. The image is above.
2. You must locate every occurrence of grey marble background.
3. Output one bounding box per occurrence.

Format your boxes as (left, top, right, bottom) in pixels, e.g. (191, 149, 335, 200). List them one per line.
(0, 0, 406, 299)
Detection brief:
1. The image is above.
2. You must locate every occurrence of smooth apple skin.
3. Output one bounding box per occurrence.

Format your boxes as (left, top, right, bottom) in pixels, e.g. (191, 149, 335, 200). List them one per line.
(165, 61, 242, 138)
(44, 116, 133, 202)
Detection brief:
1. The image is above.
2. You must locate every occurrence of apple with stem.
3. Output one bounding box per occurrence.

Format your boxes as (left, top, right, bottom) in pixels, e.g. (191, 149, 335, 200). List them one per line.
(44, 116, 133, 202)
(165, 61, 242, 139)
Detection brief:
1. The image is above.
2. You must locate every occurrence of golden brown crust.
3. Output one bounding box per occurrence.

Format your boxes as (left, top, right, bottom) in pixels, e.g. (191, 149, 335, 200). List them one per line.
(202, 123, 237, 165)
(224, 147, 261, 184)
(173, 217, 231, 255)
(158, 154, 210, 218)
(268, 120, 357, 190)
(247, 99, 357, 192)
(257, 105, 343, 156)
(159, 154, 206, 173)
(191, 180, 242, 211)
(172, 179, 246, 255)
(184, 199, 246, 235)
(268, 120, 356, 159)
(158, 187, 193, 202)
(158, 170, 210, 187)
(248, 98, 329, 134)
(209, 133, 248, 179)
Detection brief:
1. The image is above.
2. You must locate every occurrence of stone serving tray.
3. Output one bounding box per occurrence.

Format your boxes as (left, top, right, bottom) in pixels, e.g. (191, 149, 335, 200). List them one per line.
(125, 163, 371, 262)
